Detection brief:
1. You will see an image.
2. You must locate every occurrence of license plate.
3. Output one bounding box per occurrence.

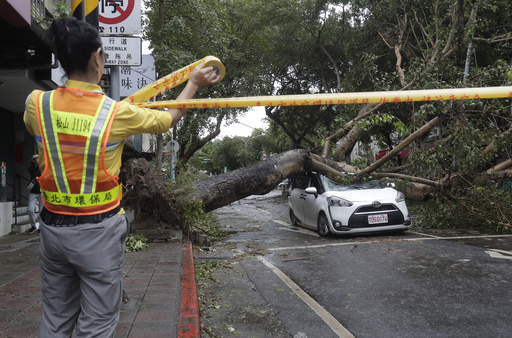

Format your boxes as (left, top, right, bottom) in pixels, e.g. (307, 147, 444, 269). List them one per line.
(368, 214, 388, 224)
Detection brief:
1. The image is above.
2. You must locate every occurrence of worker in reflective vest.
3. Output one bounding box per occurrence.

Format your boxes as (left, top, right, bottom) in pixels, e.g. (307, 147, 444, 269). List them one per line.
(35, 88, 121, 216)
(23, 17, 220, 337)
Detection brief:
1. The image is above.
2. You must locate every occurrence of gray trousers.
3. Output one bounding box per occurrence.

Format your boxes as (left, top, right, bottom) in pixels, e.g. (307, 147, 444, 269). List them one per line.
(38, 213, 129, 338)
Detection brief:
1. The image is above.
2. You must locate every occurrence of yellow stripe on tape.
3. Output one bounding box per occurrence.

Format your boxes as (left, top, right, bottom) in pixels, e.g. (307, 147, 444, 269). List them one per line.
(123, 56, 225, 104)
(133, 86, 512, 110)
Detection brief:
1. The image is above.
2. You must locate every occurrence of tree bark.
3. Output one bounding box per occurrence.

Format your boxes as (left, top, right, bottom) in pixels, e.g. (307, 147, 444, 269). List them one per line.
(484, 128, 512, 156)
(331, 103, 384, 161)
(358, 116, 440, 176)
(194, 149, 311, 212)
(487, 159, 512, 173)
(400, 182, 436, 201)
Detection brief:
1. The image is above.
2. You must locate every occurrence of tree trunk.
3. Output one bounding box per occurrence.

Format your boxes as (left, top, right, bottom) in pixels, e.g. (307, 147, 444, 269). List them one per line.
(332, 103, 382, 161)
(194, 149, 310, 212)
(400, 182, 435, 201)
(358, 116, 440, 176)
(124, 146, 442, 227)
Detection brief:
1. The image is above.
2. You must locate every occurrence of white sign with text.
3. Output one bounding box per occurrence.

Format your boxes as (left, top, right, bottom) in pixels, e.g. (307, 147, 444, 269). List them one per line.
(120, 55, 156, 98)
(101, 36, 142, 66)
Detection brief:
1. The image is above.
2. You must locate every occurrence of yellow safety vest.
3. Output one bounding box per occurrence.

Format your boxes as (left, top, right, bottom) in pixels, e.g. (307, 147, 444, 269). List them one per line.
(35, 88, 121, 215)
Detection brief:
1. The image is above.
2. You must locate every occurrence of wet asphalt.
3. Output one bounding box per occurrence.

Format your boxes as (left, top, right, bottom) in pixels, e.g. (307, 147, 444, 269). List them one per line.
(197, 190, 512, 338)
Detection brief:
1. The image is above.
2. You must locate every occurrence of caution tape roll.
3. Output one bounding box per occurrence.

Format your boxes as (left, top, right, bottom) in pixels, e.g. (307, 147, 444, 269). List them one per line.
(134, 86, 512, 110)
(123, 56, 225, 104)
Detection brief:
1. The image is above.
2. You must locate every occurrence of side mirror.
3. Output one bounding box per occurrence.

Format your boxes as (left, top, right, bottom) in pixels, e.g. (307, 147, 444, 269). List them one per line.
(305, 187, 318, 197)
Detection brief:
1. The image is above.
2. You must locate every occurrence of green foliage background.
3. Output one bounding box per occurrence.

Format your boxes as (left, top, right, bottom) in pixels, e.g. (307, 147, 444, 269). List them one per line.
(143, 0, 512, 231)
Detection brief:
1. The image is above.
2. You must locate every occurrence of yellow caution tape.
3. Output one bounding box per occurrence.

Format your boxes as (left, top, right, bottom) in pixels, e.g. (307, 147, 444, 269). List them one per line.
(123, 56, 225, 104)
(122, 55, 512, 109)
(133, 86, 512, 110)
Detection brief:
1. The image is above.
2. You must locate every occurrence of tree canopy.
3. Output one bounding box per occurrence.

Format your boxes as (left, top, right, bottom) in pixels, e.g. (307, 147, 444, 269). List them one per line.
(140, 0, 512, 230)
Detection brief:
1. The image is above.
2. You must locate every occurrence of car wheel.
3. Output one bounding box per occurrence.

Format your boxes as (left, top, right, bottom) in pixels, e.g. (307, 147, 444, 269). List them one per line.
(289, 210, 298, 225)
(317, 212, 330, 237)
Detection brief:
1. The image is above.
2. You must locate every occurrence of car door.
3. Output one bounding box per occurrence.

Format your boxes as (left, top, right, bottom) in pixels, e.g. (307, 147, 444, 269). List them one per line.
(302, 175, 322, 228)
(289, 175, 308, 224)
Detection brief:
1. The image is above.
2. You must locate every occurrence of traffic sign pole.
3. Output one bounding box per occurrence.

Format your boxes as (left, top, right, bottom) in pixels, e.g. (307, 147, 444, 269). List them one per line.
(85, 0, 99, 29)
(71, 0, 84, 20)
(99, 0, 142, 101)
(111, 66, 120, 101)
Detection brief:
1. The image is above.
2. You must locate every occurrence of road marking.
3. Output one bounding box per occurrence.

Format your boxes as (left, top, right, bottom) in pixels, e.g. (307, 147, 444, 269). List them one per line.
(255, 208, 272, 215)
(409, 231, 442, 238)
(277, 227, 319, 237)
(273, 220, 319, 237)
(257, 256, 354, 338)
(245, 205, 272, 214)
(485, 249, 512, 260)
(269, 242, 364, 251)
(267, 233, 512, 252)
(404, 234, 512, 241)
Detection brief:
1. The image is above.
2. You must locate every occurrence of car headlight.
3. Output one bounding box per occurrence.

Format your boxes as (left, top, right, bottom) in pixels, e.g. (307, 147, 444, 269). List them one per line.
(395, 191, 405, 203)
(327, 196, 353, 207)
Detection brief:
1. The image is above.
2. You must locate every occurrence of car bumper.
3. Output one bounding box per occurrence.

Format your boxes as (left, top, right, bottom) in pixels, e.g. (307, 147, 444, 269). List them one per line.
(330, 223, 412, 235)
(328, 203, 411, 234)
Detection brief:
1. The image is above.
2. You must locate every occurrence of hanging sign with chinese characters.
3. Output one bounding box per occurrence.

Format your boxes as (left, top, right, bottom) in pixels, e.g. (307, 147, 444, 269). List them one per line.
(120, 55, 156, 98)
(98, 0, 141, 35)
(100, 36, 142, 66)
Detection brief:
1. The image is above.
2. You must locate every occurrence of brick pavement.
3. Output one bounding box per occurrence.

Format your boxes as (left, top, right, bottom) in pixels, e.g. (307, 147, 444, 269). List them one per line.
(0, 232, 198, 337)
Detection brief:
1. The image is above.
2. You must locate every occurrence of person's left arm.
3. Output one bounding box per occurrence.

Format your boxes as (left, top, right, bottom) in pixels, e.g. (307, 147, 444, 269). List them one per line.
(109, 61, 221, 140)
(168, 61, 221, 127)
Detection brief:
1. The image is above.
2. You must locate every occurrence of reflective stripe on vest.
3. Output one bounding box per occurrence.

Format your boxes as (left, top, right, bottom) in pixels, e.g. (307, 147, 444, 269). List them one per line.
(39, 91, 118, 207)
(41, 185, 119, 208)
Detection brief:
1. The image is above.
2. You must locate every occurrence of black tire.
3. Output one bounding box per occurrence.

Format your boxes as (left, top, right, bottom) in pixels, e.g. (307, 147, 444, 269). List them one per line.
(289, 209, 298, 226)
(317, 212, 330, 237)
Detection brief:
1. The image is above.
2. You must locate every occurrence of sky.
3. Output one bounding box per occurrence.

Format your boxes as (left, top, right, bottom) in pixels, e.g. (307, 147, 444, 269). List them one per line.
(219, 107, 269, 138)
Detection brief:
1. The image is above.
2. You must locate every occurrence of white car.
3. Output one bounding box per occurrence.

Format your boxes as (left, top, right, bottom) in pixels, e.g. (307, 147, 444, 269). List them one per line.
(287, 172, 412, 236)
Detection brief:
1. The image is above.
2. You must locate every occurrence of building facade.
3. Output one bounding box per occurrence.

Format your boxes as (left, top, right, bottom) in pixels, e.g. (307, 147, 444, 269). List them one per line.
(0, 0, 63, 235)
(0, 0, 156, 236)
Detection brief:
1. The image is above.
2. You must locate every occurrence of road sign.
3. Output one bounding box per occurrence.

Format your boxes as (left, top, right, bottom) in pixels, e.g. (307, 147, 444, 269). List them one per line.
(101, 36, 142, 66)
(99, 0, 141, 35)
(120, 55, 156, 97)
(166, 140, 180, 153)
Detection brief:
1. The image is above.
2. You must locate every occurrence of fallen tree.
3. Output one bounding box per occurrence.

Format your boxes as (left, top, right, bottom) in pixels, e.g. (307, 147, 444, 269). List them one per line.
(124, 0, 512, 235)
(122, 97, 512, 233)
(122, 122, 512, 235)
(122, 149, 349, 217)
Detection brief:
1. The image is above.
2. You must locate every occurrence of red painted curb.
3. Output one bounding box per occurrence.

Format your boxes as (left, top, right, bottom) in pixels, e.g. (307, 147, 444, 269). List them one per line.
(177, 242, 201, 337)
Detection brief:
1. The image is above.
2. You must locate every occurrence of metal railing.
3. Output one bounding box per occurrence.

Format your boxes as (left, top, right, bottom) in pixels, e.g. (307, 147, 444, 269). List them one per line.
(16, 174, 30, 205)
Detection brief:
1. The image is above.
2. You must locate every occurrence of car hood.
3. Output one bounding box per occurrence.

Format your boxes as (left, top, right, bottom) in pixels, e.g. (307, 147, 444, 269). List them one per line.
(329, 187, 398, 202)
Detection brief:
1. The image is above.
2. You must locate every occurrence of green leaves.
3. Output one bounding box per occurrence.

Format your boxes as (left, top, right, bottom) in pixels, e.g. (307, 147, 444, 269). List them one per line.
(125, 234, 149, 252)
(412, 185, 512, 231)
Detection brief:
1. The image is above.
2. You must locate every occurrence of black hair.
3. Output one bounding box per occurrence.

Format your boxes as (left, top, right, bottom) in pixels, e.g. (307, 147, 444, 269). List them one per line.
(47, 17, 103, 75)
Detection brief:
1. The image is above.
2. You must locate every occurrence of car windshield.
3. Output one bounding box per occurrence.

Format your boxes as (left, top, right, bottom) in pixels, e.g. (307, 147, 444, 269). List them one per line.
(321, 175, 386, 192)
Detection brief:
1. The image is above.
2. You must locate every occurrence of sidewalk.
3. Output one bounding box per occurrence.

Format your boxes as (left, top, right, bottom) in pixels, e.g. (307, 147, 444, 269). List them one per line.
(0, 231, 199, 337)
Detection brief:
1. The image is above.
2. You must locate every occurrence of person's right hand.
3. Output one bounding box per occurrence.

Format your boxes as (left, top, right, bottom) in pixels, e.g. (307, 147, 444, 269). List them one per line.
(189, 61, 222, 88)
